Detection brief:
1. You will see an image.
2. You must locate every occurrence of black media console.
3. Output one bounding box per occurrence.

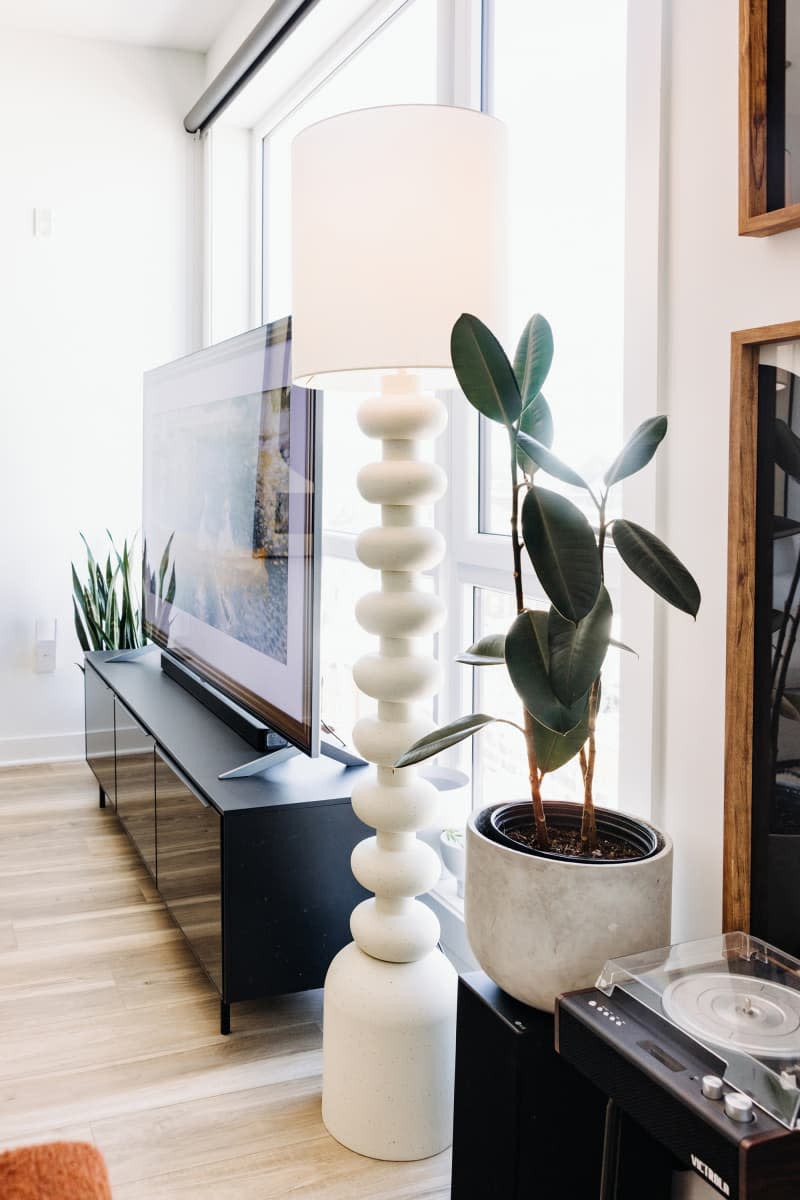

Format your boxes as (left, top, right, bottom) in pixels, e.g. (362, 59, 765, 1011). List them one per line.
(84, 649, 369, 1034)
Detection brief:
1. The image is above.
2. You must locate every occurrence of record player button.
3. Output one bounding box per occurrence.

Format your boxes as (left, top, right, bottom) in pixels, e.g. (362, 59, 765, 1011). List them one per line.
(701, 1075, 724, 1100)
(724, 1093, 754, 1123)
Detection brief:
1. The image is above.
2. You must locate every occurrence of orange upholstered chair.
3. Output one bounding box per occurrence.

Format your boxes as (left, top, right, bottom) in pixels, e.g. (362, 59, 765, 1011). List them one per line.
(0, 1141, 112, 1199)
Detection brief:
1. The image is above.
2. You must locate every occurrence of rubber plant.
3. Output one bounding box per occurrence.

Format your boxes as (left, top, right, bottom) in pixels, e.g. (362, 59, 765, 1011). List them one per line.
(396, 312, 701, 853)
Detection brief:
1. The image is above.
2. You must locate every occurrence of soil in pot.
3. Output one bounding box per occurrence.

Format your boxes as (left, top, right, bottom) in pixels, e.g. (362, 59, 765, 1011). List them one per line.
(484, 801, 662, 864)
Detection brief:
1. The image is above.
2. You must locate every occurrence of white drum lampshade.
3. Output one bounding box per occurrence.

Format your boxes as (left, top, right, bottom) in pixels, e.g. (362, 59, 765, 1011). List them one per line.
(291, 104, 507, 1162)
(291, 103, 507, 387)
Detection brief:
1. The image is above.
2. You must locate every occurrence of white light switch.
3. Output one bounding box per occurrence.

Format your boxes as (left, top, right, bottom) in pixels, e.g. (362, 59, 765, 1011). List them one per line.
(33, 208, 53, 238)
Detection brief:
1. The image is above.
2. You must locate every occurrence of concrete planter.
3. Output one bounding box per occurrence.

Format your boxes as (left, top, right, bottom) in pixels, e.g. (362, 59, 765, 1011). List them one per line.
(465, 801, 673, 1012)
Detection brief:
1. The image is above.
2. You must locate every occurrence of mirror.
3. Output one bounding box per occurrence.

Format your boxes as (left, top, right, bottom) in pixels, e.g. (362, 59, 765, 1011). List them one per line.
(740, 0, 800, 234)
(726, 321, 800, 951)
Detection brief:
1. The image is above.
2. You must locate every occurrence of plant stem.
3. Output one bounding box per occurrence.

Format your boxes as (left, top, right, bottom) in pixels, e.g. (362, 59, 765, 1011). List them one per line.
(576, 496, 610, 849)
(580, 678, 600, 849)
(508, 428, 549, 848)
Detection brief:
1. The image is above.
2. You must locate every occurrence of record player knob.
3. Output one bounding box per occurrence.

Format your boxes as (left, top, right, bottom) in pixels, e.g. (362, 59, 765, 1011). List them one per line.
(723, 1092, 754, 1123)
(701, 1075, 724, 1100)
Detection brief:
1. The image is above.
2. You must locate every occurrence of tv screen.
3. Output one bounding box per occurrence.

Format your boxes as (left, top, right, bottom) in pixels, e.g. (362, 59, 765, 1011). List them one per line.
(142, 317, 320, 756)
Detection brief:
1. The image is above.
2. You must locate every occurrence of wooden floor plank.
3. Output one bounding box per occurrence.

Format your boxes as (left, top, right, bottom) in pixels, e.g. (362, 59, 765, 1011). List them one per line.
(0, 761, 451, 1198)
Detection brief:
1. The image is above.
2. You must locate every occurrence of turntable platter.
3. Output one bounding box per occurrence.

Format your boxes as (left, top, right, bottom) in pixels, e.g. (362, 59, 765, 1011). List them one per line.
(662, 972, 800, 1058)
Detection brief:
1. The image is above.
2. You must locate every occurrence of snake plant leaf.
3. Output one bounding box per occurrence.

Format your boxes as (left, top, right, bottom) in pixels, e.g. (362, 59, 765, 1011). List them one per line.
(73, 598, 90, 652)
(455, 632, 506, 666)
(775, 419, 800, 484)
(612, 519, 701, 618)
(603, 416, 668, 487)
(165, 564, 177, 606)
(158, 533, 175, 594)
(81, 587, 104, 649)
(521, 487, 601, 622)
(80, 533, 96, 578)
(394, 713, 498, 767)
(505, 610, 588, 734)
(548, 586, 613, 706)
(72, 577, 95, 639)
(450, 313, 521, 427)
(513, 314, 554, 409)
(516, 395, 554, 474)
(532, 704, 590, 775)
(515, 431, 590, 491)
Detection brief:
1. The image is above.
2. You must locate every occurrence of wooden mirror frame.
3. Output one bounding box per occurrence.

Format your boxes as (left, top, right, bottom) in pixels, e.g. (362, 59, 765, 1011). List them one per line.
(725, 320, 800, 933)
(740, 0, 800, 235)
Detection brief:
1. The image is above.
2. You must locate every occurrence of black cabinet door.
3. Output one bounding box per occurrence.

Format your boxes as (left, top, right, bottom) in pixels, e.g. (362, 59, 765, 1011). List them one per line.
(155, 751, 222, 992)
(114, 699, 156, 877)
(84, 665, 116, 806)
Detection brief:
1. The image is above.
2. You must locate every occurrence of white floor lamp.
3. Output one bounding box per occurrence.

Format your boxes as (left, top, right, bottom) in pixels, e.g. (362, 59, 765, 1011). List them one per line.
(291, 104, 506, 1161)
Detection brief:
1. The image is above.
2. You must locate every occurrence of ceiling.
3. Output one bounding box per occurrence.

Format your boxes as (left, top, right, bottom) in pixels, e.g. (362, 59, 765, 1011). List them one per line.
(0, 0, 245, 53)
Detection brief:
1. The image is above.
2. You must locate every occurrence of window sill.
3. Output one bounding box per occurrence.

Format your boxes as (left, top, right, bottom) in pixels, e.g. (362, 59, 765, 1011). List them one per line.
(423, 876, 477, 974)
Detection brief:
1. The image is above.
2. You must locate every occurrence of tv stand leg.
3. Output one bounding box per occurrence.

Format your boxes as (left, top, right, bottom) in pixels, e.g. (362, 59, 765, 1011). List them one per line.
(99, 786, 106, 809)
(220, 1000, 231, 1036)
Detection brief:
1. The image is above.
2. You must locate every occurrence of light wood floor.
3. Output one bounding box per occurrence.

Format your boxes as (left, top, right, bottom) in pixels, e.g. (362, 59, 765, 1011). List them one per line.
(0, 761, 451, 1198)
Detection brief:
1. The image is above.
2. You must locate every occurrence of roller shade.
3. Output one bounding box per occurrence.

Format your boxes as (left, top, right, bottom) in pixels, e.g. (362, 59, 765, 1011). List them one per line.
(184, 0, 322, 134)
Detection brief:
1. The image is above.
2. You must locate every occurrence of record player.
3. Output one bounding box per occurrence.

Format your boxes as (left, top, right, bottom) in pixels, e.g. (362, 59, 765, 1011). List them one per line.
(556, 932, 800, 1200)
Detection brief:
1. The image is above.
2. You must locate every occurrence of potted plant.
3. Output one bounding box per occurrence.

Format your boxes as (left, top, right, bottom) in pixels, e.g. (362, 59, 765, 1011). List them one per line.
(397, 312, 700, 1010)
(72, 531, 175, 660)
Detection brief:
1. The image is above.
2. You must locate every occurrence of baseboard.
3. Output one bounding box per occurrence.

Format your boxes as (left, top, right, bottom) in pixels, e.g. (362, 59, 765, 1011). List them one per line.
(0, 731, 86, 767)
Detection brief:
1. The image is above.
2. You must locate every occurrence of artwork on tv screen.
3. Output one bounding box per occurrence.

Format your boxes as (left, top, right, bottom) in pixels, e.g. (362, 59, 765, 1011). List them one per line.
(142, 317, 319, 755)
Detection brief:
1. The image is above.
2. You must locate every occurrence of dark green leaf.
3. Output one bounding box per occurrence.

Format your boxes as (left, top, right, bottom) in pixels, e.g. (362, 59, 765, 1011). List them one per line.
(394, 714, 498, 767)
(603, 416, 668, 487)
(776, 419, 800, 484)
(73, 599, 90, 652)
(610, 637, 638, 657)
(165, 565, 177, 606)
(513, 314, 554, 408)
(505, 610, 587, 734)
(532, 705, 590, 775)
(515, 432, 590, 491)
(158, 533, 175, 594)
(81, 588, 104, 650)
(450, 313, 521, 427)
(612, 519, 701, 618)
(455, 633, 505, 666)
(548, 587, 612, 706)
(521, 487, 601, 622)
(72, 577, 99, 649)
(516, 395, 554, 474)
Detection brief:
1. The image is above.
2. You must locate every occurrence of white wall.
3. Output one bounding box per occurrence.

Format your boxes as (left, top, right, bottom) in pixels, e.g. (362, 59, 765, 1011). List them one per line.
(0, 30, 203, 764)
(659, 0, 800, 941)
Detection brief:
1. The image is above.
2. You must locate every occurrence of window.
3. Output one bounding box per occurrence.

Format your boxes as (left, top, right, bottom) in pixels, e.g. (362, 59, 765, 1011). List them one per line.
(205, 0, 658, 867)
(450, 0, 628, 815)
(252, 0, 440, 748)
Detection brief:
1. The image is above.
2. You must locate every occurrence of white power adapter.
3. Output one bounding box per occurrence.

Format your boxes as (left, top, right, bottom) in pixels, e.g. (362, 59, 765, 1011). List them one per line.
(34, 617, 57, 673)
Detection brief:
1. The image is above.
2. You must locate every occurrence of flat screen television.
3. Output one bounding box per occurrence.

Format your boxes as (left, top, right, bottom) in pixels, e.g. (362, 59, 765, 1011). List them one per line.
(142, 317, 321, 759)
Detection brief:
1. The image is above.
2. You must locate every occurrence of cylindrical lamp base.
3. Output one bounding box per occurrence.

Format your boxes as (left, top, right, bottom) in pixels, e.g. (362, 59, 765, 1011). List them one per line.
(321, 941, 458, 1160)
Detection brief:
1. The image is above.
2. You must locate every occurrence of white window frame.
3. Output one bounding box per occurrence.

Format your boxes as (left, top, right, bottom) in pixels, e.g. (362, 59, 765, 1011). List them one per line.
(203, 0, 666, 927)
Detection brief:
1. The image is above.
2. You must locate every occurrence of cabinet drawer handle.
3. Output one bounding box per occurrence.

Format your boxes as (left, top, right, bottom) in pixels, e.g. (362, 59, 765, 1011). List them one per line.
(156, 750, 211, 807)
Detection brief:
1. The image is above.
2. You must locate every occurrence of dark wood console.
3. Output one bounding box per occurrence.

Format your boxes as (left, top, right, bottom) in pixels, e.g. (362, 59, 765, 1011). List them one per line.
(83, 650, 369, 1033)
